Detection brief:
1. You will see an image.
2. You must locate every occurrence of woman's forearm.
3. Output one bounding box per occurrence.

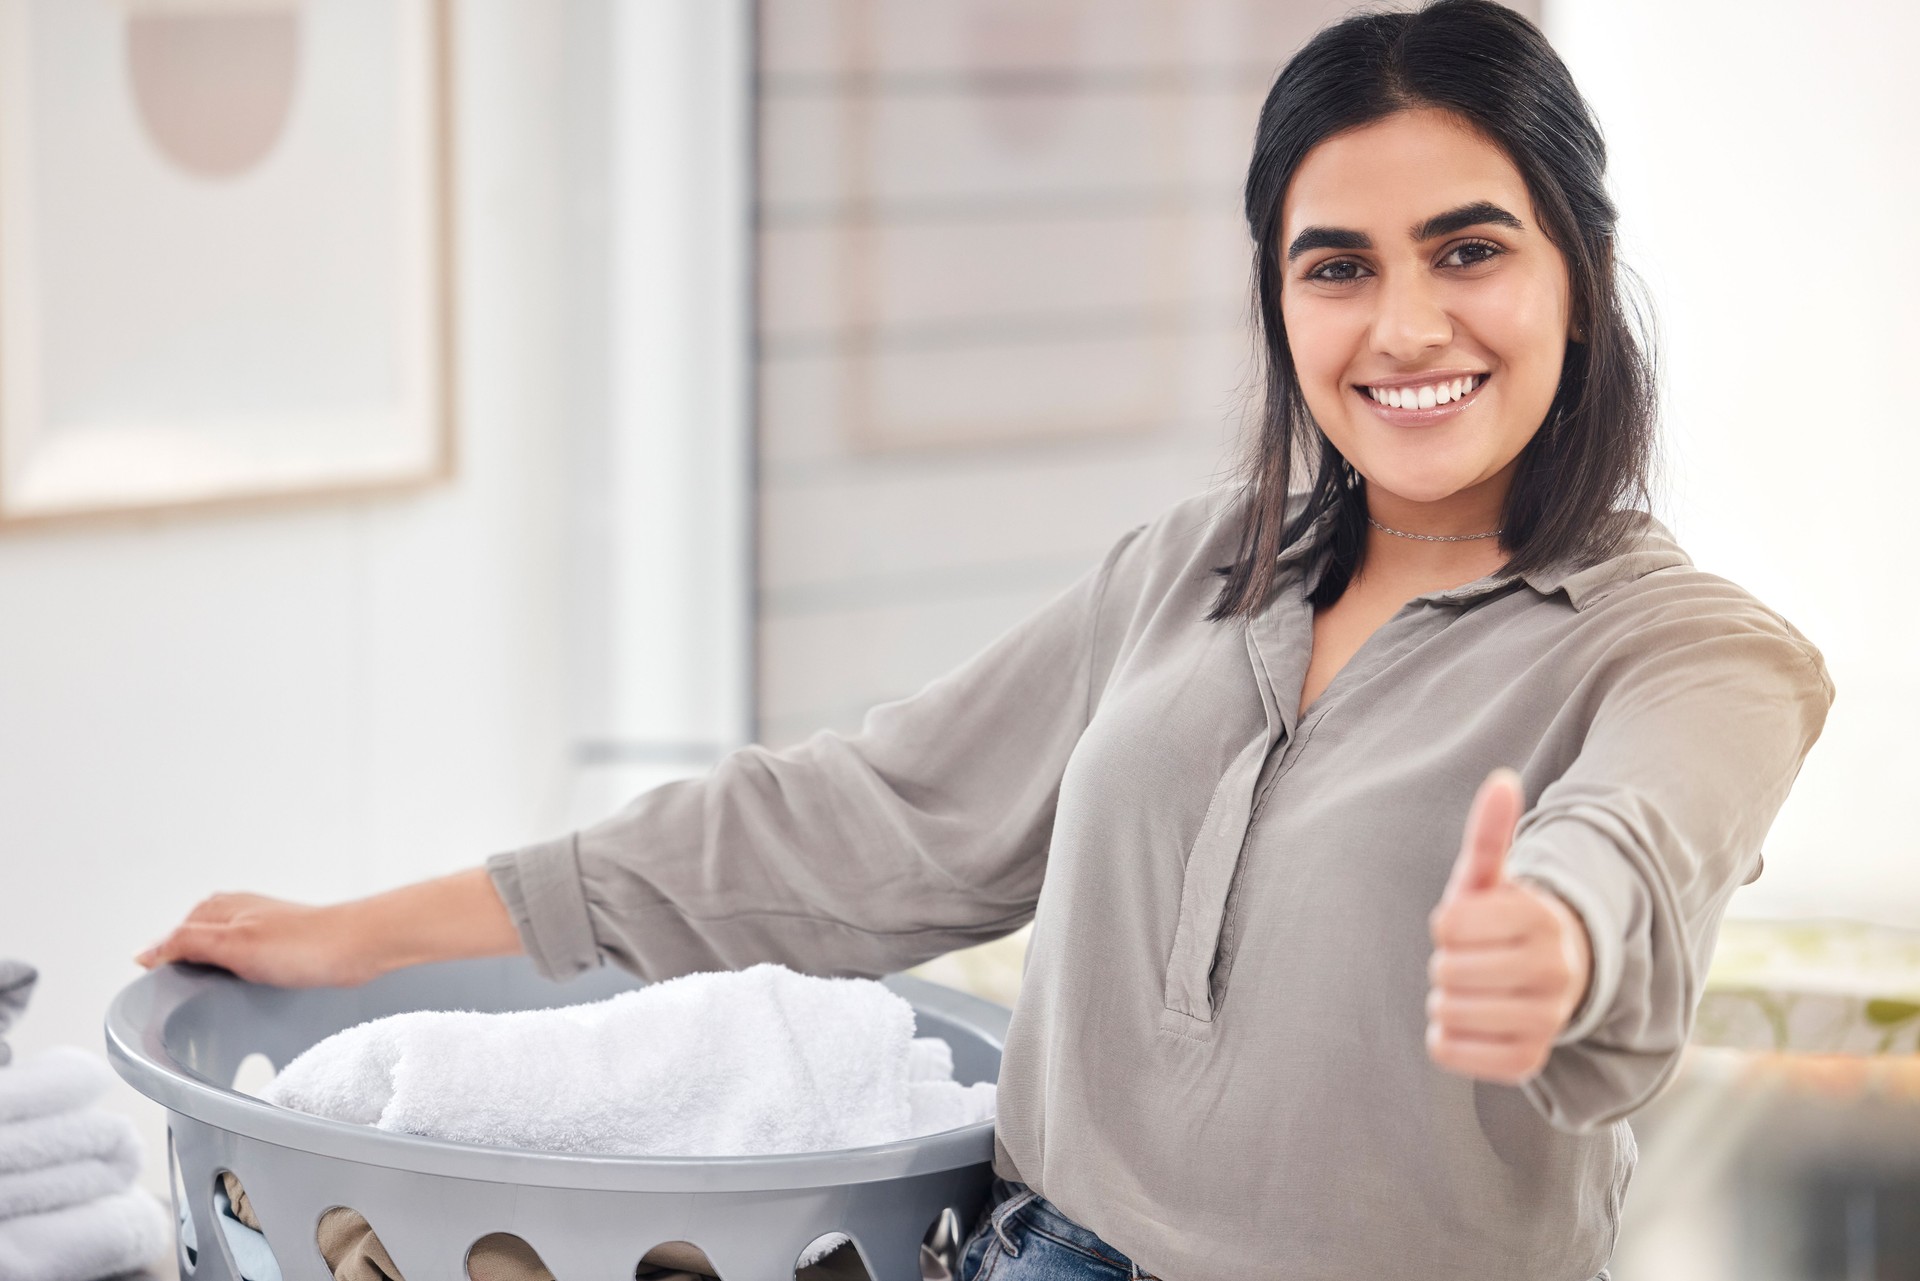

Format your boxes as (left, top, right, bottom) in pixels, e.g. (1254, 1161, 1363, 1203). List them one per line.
(138, 866, 527, 988)
(348, 866, 525, 979)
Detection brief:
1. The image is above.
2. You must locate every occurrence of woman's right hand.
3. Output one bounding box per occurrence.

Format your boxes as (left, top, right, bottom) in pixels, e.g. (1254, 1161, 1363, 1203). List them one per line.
(135, 868, 525, 989)
(135, 893, 381, 989)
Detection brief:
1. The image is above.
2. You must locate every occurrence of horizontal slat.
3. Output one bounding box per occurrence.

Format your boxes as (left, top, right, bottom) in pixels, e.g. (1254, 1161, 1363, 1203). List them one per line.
(758, 207, 1249, 336)
(757, 428, 1237, 592)
(757, 0, 1335, 79)
(760, 303, 1241, 359)
(757, 181, 1242, 230)
(761, 579, 1071, 737)
(756, 309, 1259, 460)
(757, 86, 1267, 209)
(760, 64, 1280, 98)
(757, 453, 1243, 727)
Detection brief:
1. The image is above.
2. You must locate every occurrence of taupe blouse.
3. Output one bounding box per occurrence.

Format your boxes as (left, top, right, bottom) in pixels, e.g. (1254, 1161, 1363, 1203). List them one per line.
(489, 485, 1835, 1280)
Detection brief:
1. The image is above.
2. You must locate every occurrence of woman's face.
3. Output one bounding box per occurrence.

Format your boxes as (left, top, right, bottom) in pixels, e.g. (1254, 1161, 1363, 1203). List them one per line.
(1278, 107, 1576, 514)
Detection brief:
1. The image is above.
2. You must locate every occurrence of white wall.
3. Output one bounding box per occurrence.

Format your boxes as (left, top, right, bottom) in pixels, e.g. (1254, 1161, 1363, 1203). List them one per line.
(0, 3, 590, 1200)
(1544, 0, 1918, 926)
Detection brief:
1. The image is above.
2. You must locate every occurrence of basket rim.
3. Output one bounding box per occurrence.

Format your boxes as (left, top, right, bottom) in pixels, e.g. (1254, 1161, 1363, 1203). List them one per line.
(106, 957, 1012, 1192)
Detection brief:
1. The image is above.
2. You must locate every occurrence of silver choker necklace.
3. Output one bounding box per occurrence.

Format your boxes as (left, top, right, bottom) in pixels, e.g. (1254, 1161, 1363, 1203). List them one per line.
(1367, 515, 1504, 543)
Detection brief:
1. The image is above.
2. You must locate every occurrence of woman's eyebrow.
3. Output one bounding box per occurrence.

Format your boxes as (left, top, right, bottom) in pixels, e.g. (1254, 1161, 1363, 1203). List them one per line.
(1285, 201, 1525, 262)
(1413, 200, 1523, 242)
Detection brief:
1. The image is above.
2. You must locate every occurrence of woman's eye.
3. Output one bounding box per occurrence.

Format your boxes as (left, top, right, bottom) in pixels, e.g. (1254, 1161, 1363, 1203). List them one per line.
(1442, 240, 1503, 268)
(1306, 258, 1367, 283)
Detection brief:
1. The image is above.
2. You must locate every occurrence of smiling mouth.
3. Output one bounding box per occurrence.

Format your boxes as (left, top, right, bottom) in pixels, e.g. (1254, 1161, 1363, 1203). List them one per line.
(1355, 372, 1488, 411)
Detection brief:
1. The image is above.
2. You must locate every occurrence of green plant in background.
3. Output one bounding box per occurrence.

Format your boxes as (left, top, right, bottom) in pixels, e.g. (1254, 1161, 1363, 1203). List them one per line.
(1696, 919, 1920, 1056)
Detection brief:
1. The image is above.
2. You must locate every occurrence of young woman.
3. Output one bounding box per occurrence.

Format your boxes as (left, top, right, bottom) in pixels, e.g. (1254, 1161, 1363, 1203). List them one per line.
(139, 3, 1834, 1278)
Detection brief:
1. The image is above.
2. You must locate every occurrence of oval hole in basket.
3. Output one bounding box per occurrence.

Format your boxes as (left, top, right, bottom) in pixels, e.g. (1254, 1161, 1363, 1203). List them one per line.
(316, 1205, 403, 1278)
(168, 1128, 196, 1273)
(210, 1169, 283, 1278)
(466, 1232, 551, 1281)
(922, 1206, 965, 1276)
(636, 1238, 720, 1278)
(230, 1051, 278, 1097)
(795, 1230, 871, 1280)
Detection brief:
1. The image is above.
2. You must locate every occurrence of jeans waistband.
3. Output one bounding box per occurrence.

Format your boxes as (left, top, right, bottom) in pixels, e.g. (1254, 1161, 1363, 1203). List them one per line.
(985, 1179, 1042, 1255)
(984, 1178, 1607, 1281)
(985, 1178, 1161, 1279)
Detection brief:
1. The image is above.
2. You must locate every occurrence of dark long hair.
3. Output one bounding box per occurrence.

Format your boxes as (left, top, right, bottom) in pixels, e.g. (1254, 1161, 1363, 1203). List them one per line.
(1207, 0, 1660, 622)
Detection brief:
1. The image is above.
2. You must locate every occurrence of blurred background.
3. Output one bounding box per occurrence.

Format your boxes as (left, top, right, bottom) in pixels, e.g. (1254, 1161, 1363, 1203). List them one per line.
(0, 0, 1912, 1277)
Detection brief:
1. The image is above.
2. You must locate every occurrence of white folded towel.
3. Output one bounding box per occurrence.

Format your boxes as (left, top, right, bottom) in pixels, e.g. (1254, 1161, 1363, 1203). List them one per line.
(0, 1188, 171, 1281)
(0, 1110, 144, 1179)
(0, 1047, 114, 1124)
(0, 1152, 145, 1223)
(264, 962, 996, 1158)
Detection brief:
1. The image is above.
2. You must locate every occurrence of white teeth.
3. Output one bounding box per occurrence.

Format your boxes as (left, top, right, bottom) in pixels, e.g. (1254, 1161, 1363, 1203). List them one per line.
(1366, 373, 1483, 410)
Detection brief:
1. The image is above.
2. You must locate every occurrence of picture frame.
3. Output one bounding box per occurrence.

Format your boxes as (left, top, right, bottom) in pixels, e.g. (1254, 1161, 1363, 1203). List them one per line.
(0, 0, 454, 527)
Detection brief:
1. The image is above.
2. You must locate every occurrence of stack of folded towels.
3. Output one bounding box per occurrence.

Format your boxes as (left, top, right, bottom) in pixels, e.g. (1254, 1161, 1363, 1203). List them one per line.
(0, 958, 171, 1281)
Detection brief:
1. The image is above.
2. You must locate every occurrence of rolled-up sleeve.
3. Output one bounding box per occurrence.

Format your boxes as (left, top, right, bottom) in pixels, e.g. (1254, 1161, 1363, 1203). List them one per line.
(488, 522, 1147, 984)
(1504, 599, 1836, 1134)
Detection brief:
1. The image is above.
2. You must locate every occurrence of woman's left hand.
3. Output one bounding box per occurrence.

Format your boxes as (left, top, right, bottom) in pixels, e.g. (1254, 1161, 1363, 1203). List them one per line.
(1425, 768, 1594, 1086)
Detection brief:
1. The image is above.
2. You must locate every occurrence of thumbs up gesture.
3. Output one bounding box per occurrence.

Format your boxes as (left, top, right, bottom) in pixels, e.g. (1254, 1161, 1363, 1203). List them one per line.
(1426, 767, 1594, 1086)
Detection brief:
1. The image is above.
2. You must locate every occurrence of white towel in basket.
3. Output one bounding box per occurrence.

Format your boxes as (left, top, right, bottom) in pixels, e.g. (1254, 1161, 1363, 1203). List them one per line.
(264, 961, 997, 1158)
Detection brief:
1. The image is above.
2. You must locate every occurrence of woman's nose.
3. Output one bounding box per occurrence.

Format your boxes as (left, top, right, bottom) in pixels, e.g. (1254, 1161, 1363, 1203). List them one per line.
(1369, 272, 1453, 363)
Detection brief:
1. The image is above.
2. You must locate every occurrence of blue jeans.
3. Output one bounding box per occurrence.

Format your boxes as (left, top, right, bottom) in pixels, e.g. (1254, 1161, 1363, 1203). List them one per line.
(955, 1177, 1615, 1280)
(957, 1178, 1163, 1280)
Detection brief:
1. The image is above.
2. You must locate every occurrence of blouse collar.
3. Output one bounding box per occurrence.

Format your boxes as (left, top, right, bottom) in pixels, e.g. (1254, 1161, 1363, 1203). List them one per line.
(1273, 500, 1691, 613)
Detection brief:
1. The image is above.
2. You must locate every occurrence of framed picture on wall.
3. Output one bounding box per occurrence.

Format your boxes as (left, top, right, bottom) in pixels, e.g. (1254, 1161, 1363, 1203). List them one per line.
(0, 0, 454, 526)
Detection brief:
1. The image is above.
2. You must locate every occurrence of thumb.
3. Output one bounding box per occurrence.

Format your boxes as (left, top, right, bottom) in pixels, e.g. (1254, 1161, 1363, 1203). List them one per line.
(1442, 767, 1524, 903)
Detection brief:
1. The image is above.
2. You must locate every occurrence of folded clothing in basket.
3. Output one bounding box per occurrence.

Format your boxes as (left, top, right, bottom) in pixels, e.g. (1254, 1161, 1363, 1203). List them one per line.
(264, 961, 997, 1158)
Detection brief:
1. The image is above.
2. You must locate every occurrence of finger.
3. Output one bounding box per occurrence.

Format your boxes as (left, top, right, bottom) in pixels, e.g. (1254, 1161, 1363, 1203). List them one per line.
(1427, 988, 1564, 1040)
(1428, 940, 1564, 996)
(137, 928, 191, 968)
(1442, 767, 1524, 903)
(1426, 1023, 1548, 1084)
(1429, 884, 1549, 948)
(144, 922, 242, 972)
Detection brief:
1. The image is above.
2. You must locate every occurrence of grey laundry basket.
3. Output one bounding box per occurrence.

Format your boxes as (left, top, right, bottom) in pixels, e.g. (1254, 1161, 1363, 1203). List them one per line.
(105, 956, 1012, 1281)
